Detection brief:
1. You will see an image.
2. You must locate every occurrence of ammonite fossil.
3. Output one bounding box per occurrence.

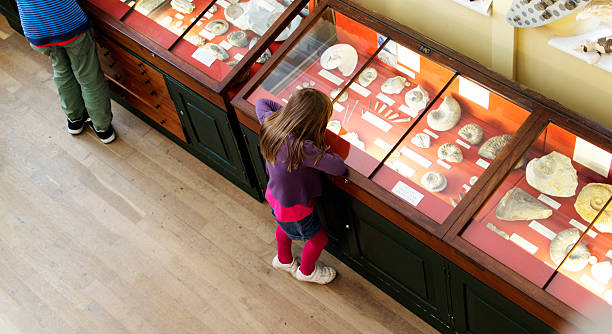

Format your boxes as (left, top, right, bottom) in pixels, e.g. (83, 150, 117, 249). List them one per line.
(205, 19, 229, 36)
(224, 4, 244, 21)
(421, 171, 447, 193)
(227, 30, 249, 47)
(574, 183, 612, 233)
(404, 85, 429, 113)
(458, 123, 484, 145)
(526, 151, 578, 197)
(550, 228, 590, 272)
(427, 96, 461, 132)
(479, 134, 511, 160)
(438, 143, 464, 163)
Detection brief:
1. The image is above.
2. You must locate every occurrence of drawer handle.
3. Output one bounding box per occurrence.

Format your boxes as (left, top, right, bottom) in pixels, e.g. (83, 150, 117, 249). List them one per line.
(140, 70, 146, 75)
(160, 119, 166, 125)
(144, 79, 150, 84)
(344, 178, 349, 184)
(149, 90, 157, 96)
(109, 61, 115, 68)
(103, 51, 110, 56)
(155, 104, 160, 109)
(137, 62, 144, 67)
(114, 74, 121, 81)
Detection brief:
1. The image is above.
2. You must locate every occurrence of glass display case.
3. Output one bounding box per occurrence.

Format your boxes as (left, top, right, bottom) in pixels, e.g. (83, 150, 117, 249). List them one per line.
(171, 0, 304, 82)
(457, 122, 612, 319)
(372, 76, 530, 223)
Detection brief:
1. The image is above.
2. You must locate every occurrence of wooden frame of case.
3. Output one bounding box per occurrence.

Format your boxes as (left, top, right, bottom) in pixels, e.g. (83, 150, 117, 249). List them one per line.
(230, 0, 612, 330)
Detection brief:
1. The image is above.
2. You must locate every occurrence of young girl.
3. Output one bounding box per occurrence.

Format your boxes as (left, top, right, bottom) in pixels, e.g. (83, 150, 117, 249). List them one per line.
(256, 88, 346, 284)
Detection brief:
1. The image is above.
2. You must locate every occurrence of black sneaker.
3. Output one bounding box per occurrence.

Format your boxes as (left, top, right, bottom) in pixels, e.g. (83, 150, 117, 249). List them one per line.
(91, 124, 116, 144)
(67, 111, 89, 135)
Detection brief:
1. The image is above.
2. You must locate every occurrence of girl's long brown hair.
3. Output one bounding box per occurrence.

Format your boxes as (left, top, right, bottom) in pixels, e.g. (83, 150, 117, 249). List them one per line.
(260, 88, 333, 171)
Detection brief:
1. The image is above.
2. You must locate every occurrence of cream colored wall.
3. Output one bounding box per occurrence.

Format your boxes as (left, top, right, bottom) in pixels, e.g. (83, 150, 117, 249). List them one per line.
(354, 0, 612, 129)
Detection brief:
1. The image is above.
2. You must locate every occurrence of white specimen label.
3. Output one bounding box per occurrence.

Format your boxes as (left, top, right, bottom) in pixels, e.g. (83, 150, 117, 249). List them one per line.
(574, 137, 612, 178)
(349, 82, 371, 97)
(196, 21, 203, 26)
(462, 184, 471, 192)
(436, 159, 451, 170)
(281, 98, 288, 104)
(374, 138, 393, 152)
(423, 128, 439, 139)
(580, 275, 606, 294)
(537, 194, 561, 210)
(362, 112, 392, 132)
(397, 44, 421, 73)
(192, 48, 216, 67)
(376, 92, 396, 106)
(510, 233, 538, 255)
(569, 219, 598, 238)
(459, 76, 490, 109)
(529, 220, 556, 240)
(606, 250, 612, 260)
(199, 29, 216, 40)
(333, 103, 345, 112)
(234, 53, 244, 61)
(476, 158, 490, 169)
(318, 69, 344, 85)
(400, 147, 432, 168)
(174, 13, 185, 20)
(393, 160, 416, 178)
(220, 40, 233, 50)
(216, 0, 231, 8)
(203, 12, 213, 19)
(399, 104, 418, 118)
(392, 181, 425, 206)
(397, 65, 416, 79)
(456, 138, 471, 150)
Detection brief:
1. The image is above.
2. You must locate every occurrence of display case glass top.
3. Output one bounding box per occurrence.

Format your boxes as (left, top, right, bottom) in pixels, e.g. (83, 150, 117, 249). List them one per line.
(171, 0, 306, 83)
(458, 122, 612, 318)
(372, 75, 530, 224)
(87, 0, 136, 19)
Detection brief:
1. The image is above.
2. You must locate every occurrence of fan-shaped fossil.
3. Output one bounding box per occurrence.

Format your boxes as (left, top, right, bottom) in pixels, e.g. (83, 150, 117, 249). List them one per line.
(227, 30, 249, 47)
(421, 172, 447, 193)
(381, 76, 409, 95)
(427, 96, 461, 132)
(550, 228, 590, 272)
(330, 88, 348, 103)
(438, 143, 463, 163)
(526, 151, 578, 197)
(496, 188, 553, 221)
(202, 43, 229, 61)
(320, 44, 358, 77)
(411, 133, 431, 148)
(404, 85, 429, 113)
(205, 19, 229, 36)
(574, 183, 612, 233)
(458, 123, 484, 145)
(358, 67, 377, 87)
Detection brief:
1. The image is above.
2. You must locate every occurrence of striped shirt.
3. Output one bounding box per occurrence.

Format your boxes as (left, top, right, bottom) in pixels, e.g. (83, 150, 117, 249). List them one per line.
(16, 0, 89, 47)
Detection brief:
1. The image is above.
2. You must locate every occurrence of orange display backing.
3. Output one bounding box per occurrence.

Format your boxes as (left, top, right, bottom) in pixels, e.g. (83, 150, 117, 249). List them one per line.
(372, 76, 530, 224)
(123, 0, 214, 49)
(88, 0, 132, 19)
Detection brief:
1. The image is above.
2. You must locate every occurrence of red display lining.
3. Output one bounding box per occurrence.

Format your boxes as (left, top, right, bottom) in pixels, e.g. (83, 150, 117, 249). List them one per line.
(172, 0, 289, 83)
(546, 271, 612, 321)
(371, 76, 530, 224)
(123, 0, 214, 49)
(88, 0, 132, 19)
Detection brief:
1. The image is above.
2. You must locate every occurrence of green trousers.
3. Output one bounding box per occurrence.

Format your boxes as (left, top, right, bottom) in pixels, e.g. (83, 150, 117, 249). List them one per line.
(32, 30, 112, 131)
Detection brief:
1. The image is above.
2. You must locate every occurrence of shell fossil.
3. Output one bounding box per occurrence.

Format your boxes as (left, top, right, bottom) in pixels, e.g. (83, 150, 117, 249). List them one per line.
(438, 143, 463, 163)
(320, 44, 358, 77)
(202, 43, 229, 61)
(330, 88, 348, 103)
(224, 4, 244, 21)
(227, 30, 249, 47)
(550, 228, 590, 272)
(458, 123, 484, 145)
(248, 37, 271, 64)
(526, 151, 578, 197)
(171, 0, 195, 14)
(227, 60, 240, 67)
(404, 85, 429, 113)
(205, 19, 229, 36)
(496, 188, 553, 221)
(411, 133, 431, 148)
(381, 76, 409, 95)
(358, 67, 377, 87)
(427, 96, 461, 132)
(469, 176, 478, 186)
(186, 35, 206, 47)
(421, 171, 447, 193)
(479, 134, 511, 160)
(574, 183, 612, 233)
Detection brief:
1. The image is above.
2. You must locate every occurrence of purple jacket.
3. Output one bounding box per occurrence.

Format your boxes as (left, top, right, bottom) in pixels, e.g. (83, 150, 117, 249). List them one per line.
(256, 99, 346, 207)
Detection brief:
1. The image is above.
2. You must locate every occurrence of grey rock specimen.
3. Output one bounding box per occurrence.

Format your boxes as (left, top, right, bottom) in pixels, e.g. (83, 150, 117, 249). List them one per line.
(202, 43, 229, 61)
(479, 134, 511, 160)
(225, 4, 244, 21)
(186, 35, 206, 47)
(458, 123, 484, 145)
(526, 151, 578, 197)
(550, 228, 590, 272)
(171, 0, 195, 14)
(496, 188, 553, 221)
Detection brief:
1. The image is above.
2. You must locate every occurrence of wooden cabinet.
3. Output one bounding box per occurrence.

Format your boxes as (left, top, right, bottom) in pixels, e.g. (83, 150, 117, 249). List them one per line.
(241, 124, 268, 201)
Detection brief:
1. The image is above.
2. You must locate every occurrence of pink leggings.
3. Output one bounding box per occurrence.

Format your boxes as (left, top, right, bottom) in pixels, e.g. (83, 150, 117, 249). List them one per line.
(276, 225, 328, 275)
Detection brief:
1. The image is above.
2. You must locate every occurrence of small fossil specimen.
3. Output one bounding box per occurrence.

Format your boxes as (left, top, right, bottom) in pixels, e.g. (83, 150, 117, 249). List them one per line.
(381, 76, 409, 95)
(438, 143, 464, 163)
(205, 19, 229, 36)
(358, 67, 378, 87)
(427, 96, 461, 131)
(330, 88, 348, 103)
(421, 172, 447, 193)
(227, 30, 249, 47)
(458, 123, 484, 145)
(550, 228, 590, 272)
(202, 43, 229, 61)
(496, 188, 552, 221)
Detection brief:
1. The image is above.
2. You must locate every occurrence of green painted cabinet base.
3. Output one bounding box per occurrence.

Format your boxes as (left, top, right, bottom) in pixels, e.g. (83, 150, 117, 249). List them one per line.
(0, 0, 22, 34)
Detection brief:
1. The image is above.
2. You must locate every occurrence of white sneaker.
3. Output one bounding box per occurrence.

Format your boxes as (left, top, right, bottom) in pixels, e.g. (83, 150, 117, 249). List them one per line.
(295, 264, 336, 284)
(272, 255, 299, 275)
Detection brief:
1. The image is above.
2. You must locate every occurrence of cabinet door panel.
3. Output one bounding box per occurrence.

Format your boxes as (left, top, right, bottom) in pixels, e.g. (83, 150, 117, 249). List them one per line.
(241, 124, 268, 198)
(185, 100, 233, 163)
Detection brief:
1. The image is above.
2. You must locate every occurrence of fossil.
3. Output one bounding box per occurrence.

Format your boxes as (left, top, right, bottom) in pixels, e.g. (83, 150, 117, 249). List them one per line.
(479, 134, 511, 160)
(496, 188, 553, 221)
(576, 1, 612, 24)
(550, 228, 590, 272)
(486, 222, 510, 240)
(186, 35, 206, 47)
(320, 44, 358, 77)
(225, 4, 244, 21)
(526, 151, 578, 197)
(247, 37, 271, 64)
(427, 96, 461, 132)
(208, 4, 217, 13)
(577, 35, 612, 64)
(227, 30, 249, 47)
(377, 50, 396, 67)
(330, 88, 348, 103)
(358, 67, 378, 87)
(469, 176, 478, 186)
(227, 60, 240, 67)
(327, 120, 341, 134)
(438, 143, 463, 163)
(205, 19, 229, 36)
(421, 172, 447, 193)
(381, 76, 409, 95)
(404, 85, 429, 113)
(574, 183, 612, 233)
(202, 43, 229, 61)
(171, 0, 195, 14)
(458, 123, 484, 145)
(134, 0, 166, 16)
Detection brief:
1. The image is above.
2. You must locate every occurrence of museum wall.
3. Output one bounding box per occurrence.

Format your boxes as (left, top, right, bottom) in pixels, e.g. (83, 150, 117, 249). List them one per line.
(354, 0, 612, 130)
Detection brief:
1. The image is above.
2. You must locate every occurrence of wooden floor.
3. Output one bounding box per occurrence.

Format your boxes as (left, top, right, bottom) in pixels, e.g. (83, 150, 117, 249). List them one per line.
(0, 16, 439, 334)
